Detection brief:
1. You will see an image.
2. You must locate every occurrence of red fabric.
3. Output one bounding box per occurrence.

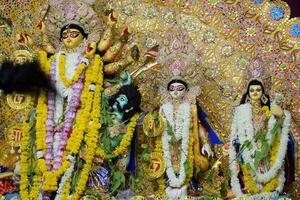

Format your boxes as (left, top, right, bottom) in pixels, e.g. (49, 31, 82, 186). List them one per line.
(0, 180, 16, 195)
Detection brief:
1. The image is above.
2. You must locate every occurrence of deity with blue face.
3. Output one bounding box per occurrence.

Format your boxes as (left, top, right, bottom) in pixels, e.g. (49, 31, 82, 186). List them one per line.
(108, 84, 141, 124)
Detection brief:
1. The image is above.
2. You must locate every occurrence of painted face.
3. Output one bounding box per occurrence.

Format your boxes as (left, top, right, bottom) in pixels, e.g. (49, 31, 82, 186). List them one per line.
(13, 50, 33, 64)
(113, 94, 128, 111)
(249, 85, 263, 101)
(62, 28, 84, 50)
(168, 82, 187, 100)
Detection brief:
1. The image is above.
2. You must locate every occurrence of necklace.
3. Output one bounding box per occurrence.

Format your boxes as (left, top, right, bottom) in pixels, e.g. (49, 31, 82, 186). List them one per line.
(250, 101, 266, 133)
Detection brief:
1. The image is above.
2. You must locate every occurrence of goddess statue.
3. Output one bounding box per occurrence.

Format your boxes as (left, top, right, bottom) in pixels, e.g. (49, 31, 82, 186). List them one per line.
(160, 78, 213, 199)
(142, 32, 217, 199)
(0, 0, 139, 199)
(229, 59, 294, 199)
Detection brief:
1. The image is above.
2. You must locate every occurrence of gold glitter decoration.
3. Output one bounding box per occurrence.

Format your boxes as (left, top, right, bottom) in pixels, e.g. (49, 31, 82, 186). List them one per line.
(6, 92, 32, 110)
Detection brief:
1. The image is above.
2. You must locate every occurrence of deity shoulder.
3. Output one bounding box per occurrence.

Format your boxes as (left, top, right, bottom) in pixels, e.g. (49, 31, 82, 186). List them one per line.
(234, 103, 251, 114)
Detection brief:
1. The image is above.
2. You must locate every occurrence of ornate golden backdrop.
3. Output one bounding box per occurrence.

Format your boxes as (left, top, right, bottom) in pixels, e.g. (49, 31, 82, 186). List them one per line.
(0, 0, 299, 197)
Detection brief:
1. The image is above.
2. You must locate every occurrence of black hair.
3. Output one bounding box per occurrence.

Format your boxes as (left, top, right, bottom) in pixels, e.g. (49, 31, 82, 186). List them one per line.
(0, 60, 53, 93)
(60, 24, 88, 40)
(240, 79, 270, 108)
(167, 79, 188, 90)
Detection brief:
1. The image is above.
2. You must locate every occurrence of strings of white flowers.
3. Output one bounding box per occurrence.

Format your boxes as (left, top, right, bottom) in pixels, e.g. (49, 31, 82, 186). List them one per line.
(229, 103, 291, 198)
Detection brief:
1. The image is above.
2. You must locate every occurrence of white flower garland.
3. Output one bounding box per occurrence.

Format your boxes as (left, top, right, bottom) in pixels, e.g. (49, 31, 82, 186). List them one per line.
(53, 129, 61, 158)
(161, 102, 191, 188)
(54, 95, 64, 123)
(54, 52, 88, 97)
(254, 110, 290, 183)
(50, 52, 89, 199)
(54, 156, 76, 200)
(229, 103, 291, 198)
(166, 185, 187, 199)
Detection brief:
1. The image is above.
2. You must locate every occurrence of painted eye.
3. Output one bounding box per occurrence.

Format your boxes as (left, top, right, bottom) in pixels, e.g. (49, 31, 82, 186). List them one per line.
(178, 86, 185, 91)
(62, 32, 69, 39)
(250, 89, 255, 92)
(70, 31, 80, 38)
(256, 88, 262, 92)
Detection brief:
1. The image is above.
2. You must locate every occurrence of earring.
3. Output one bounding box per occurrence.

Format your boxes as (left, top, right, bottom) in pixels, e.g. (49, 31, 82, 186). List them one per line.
(261, 94, 268, 104)
(125, 107, 133, 113)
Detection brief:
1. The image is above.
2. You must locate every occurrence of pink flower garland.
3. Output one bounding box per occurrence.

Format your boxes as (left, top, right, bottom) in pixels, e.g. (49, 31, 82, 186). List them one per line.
(45, 55, 85, 171)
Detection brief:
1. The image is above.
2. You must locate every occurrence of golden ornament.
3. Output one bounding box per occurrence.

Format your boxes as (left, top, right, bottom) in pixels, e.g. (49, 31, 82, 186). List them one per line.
(7, 92, 31, 110)
(143, 111, 164, 137)
(145, 152, 166, 180)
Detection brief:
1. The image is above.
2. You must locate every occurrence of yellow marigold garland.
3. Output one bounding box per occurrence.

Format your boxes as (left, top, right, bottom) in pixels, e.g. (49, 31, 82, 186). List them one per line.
(20, 103, 31, 200)
(58, 54, 87, 87)
(39, 50, 55, 76)
(28, 176, 42, 199)
(95, 113, 140, 158)
(20, 51, 55, 199)
(61, 179, 71, 200)
(242, 165, 280, 193)
(39, 51, 47, 73)
(69, 55, 103, 199)
(35, 90, 47, 152)
(33, 54, 103, 193)
(64, 60, 95, 155)
(156, 176, 166, 197)
(20, 99, 41, 200)
(270, 131, 281, 166)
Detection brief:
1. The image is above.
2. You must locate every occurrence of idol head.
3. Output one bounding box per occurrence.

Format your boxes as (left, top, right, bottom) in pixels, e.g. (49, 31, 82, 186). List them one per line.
(12, 50, 34, 65)
(167, 79, 188, 100)
(60, 24, 88, 50)
(109, 84, 141, 122)
(240, 79, 270, 107)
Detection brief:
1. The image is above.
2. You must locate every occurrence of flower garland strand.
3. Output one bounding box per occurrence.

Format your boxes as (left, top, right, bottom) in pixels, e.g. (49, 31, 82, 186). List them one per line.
(253, 110, 291, 184)
(20, 110, 30, 200)
(20, 99, 36, 200)
(161, 102, 191, 188)
(95, 113, 140, 158)
(241, 131, 285, 193)
(58, 54, 87, 87)
(229, 103, 291, 198)
(68, 55, 103, 200)
(33, 54, 102, 192)
(20, 52, 55, 200)
(52, 55, 102, 199)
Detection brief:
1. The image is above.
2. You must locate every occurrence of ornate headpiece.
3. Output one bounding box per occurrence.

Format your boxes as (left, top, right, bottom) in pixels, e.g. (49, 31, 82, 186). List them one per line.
(243, 57, 272, 94)
(46, 0, 102, 50)
(158, 30, 201, 82)
(156, 27, 202, 103)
